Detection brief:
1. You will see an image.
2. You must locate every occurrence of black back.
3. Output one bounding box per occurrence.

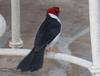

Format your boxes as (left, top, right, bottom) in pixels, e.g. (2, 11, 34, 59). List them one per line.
(34, 14, 61, 51)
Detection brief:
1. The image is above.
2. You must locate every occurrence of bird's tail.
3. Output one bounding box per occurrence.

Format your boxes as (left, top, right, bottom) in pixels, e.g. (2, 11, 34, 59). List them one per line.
(17, 47, 45, 72)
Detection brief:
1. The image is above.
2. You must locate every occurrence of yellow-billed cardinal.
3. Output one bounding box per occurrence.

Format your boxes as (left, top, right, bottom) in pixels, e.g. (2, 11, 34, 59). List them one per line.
(17, 6, 61, 72)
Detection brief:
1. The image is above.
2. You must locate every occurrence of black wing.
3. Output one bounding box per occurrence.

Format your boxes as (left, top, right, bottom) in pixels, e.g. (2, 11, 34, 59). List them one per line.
(34, 16, 61, 51)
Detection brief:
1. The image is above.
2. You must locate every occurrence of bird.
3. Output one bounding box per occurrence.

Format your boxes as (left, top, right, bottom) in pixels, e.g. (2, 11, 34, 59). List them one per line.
(17, 6, 61, 72)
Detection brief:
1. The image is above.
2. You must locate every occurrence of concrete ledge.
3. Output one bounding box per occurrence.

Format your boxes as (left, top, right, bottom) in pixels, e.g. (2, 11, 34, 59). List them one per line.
(0, 48, 92, 70)
(0, 48, 30, 56)
(47, 52, 92, 69)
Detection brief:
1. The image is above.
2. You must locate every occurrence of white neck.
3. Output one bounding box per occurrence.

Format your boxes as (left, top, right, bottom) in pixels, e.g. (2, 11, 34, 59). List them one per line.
(48, 13, 61, 23)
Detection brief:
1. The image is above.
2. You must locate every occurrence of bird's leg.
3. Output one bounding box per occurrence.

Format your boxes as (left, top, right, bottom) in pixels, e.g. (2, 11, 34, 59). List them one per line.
(46, 46, 58, 53)
(45, 46, 51, 53)
(48, 47, 52, 51)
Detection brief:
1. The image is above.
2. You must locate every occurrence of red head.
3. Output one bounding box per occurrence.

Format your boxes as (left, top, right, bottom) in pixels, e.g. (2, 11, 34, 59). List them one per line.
(47, 7, 60, 16)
